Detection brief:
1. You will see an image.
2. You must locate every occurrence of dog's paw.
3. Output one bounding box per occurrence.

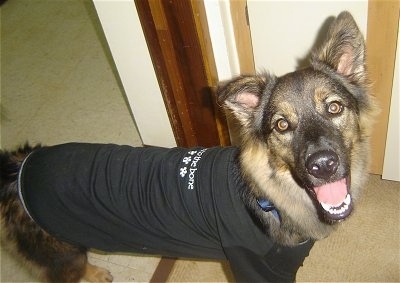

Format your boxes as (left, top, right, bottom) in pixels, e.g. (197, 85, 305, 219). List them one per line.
(84, 263, 113, 282)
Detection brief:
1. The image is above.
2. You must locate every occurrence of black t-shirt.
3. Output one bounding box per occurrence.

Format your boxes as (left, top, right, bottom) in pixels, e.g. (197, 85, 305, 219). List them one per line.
(19, 143, 313, 282)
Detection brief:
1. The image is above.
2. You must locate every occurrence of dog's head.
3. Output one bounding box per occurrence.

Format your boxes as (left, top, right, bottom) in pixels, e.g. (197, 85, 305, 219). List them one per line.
(218, 12, 376, 232)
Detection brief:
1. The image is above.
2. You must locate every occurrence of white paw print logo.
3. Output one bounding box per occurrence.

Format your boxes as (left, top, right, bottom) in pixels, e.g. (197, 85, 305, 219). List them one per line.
(182, 156, 192, 165)
(180, 167, 187, 177)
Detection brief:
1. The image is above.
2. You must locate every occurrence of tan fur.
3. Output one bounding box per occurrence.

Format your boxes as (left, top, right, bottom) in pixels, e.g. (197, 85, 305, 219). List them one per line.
(84, 263, 113, 283)
(240, 139, 335, 245)
(0, 222, 46, 280)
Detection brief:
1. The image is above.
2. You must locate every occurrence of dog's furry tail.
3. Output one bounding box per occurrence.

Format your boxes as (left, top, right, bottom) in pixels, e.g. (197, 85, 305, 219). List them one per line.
(0, 143, 41, 189)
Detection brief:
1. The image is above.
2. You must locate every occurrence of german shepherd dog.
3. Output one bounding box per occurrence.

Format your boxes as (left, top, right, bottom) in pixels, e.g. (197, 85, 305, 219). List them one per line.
(1, 11, 376, 282)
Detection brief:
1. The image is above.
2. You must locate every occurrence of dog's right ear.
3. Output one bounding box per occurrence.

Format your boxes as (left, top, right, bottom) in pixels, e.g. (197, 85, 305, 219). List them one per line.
(217, 74, 275, 129)
(311, 11, 366, 86)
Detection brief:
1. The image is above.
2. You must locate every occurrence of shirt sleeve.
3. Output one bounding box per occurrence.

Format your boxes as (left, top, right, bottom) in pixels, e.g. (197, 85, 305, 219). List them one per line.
(223, 240, 314, 282)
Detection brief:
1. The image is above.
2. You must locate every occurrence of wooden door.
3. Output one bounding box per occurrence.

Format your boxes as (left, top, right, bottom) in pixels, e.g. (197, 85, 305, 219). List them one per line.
(134, 0, 230, 147)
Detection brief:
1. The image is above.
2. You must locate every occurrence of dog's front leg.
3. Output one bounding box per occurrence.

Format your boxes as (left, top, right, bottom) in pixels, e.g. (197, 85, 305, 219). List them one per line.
(83, 262, 113, 283)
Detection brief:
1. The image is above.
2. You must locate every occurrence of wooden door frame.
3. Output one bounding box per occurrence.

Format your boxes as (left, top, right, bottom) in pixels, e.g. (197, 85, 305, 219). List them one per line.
(134, 2, 233, 280)
(134, 0, 230, 147)
(366, 0, 400, 174)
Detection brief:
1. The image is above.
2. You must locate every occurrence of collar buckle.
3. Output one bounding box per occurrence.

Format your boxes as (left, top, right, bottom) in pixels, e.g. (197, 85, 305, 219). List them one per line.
(257, 198, 280, 221)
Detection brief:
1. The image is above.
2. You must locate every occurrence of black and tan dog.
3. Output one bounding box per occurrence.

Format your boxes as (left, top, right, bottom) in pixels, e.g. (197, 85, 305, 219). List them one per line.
(0, 11, 376, 282)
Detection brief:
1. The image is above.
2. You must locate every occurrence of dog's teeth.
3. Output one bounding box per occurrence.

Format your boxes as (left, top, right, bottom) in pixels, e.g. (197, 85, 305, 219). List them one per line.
(321, 202, 331, 211)
(321, 198, 351, 215)
(344, 194, 351, 205)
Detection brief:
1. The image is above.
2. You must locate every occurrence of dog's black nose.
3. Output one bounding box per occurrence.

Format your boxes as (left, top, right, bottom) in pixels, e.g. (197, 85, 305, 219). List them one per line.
(306, 150, 339, 179)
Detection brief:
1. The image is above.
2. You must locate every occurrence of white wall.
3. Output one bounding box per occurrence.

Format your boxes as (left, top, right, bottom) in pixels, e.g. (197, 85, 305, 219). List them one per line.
(382, 20, 400, 182)
(247, 1, 368, 76)
(204, 1, 240, 81)
(93, 0, 176, 148)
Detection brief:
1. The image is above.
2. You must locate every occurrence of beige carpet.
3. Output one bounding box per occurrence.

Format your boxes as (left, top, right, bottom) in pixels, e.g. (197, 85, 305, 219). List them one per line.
(1, 0, 399, 282)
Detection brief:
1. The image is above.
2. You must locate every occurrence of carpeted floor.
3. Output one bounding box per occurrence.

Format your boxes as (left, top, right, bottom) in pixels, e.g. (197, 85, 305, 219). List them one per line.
(1, 1, 399, 282)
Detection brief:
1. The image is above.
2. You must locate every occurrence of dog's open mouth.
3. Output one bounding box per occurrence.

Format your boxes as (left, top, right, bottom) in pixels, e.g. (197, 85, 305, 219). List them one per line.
(312, 178, 353, 221)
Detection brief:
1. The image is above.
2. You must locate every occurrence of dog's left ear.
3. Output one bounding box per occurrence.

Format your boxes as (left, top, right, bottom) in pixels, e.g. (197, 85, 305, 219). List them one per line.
(217, 74, 275, 131)
(311, 11, 366, 85)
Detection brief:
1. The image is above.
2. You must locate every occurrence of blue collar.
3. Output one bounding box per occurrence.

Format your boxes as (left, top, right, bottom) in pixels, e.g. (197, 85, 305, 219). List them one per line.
(257, 199, 280, 221)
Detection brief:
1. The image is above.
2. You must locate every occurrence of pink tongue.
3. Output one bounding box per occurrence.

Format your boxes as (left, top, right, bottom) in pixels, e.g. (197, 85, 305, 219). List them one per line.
(313, 178, 347, 206)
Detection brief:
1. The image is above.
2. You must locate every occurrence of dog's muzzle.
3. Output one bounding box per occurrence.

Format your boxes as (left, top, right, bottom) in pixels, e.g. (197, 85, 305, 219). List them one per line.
(305, 150, 353, 222)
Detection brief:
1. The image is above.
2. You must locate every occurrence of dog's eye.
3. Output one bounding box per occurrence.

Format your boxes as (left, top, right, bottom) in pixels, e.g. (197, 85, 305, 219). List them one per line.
(327, 101, 343, 115)
(275, 118, 289, 132)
